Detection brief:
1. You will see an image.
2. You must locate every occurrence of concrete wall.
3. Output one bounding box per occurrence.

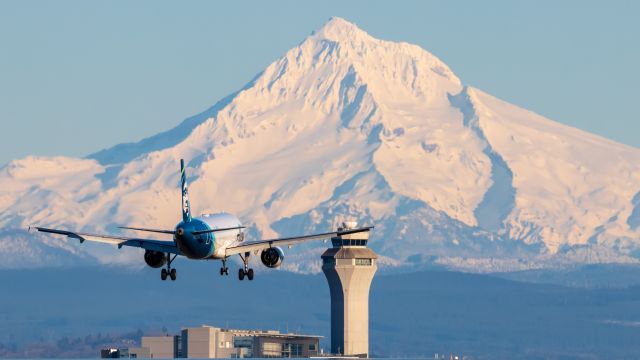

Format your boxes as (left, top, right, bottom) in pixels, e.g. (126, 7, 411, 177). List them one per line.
(182, 327, 215, 358)
(215, 330, 236, 358)
(141, 336, 178, 358)
(128, 347, 151, 358)
(181, 326, 240, 358)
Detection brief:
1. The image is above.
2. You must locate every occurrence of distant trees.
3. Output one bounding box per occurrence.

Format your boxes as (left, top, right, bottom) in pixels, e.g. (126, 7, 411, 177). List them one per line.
(0, 330, 143, 358)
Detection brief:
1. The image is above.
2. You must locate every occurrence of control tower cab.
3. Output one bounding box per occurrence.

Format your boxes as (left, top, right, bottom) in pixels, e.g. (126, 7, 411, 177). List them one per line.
(321, 222, 377, 358)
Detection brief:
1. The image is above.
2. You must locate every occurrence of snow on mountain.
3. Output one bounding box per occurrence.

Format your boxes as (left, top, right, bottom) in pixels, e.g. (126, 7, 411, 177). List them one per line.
(1, 17, 639, 272)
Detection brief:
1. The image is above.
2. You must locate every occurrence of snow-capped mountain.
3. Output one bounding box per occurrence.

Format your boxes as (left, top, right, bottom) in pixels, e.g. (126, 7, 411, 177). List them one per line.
(2, 17, 639, 272)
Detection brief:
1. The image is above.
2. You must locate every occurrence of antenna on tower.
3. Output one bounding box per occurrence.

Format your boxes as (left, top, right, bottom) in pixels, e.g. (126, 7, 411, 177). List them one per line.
(331, 215, 343, 232)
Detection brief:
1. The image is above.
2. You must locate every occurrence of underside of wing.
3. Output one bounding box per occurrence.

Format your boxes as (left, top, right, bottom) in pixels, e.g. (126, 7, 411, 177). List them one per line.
(224, 226, 373, 256)
(120, 238, 181, 254)
(33, 226, 181, 255)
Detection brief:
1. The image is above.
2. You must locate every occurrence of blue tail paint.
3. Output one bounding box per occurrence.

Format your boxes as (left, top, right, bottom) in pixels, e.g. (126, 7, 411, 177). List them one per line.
(180, 159, 192, 223)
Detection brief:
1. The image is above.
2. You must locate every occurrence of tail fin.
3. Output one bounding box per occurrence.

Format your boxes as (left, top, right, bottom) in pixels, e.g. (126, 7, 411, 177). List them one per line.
(180, 159, 192, 223)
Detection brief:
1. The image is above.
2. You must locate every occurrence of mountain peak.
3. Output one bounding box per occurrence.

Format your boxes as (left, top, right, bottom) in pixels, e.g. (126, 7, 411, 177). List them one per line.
(312, 17, 371, 43)
(286, 17, 462, 105)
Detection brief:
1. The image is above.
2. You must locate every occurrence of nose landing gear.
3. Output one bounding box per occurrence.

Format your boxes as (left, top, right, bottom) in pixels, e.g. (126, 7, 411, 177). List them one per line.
(220, 258, 229, 276)
(160, 253, 177, 281)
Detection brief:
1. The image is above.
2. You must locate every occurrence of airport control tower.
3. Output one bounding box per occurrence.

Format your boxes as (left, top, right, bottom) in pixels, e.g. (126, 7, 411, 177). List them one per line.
(321, 222, 377, 358)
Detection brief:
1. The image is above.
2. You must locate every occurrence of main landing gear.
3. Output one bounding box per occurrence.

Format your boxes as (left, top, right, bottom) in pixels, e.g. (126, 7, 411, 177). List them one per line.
(220, 258, 229, 276)
(161, 253, 177, 281)
(239, 268, 254, 281)
(238, 252, 254, 281)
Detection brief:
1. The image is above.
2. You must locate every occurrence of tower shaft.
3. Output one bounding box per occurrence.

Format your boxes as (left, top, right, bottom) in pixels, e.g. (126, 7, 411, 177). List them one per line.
(322, 229, 377, 357)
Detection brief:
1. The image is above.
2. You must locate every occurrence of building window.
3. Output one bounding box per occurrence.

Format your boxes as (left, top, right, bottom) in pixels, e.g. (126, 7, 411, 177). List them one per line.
(355, 258, 372, 266)
(234, 338, 254, 358)
(309, 344, 316, 352)
(323, 258, 335, 265)
(282, 343, 302, 357)
(262, 342, 281, 357)
(292, 343, 302, 356)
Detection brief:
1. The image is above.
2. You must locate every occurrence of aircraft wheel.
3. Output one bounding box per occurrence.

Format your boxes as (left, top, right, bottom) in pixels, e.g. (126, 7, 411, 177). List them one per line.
(238, 268, 245, 281)
(247, 268, 254, 281)
(161, 268, 168, 281)
(220, 267, 224, 276)
(170, 268, 177, 281)
(225, 267, 229, 275)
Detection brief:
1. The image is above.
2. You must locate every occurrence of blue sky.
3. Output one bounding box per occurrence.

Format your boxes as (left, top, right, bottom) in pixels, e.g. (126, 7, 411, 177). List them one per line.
(0, 1, 638, 166)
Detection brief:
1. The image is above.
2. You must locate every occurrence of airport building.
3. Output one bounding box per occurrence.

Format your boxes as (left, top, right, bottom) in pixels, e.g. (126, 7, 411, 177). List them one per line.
(104, 325, 321, 358)
(233, 331, 320, 358)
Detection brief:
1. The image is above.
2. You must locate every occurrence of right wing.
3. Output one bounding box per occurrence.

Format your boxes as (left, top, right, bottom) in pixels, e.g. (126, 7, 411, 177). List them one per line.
(32, 227, 181, 255)
(224, 226, 373, 256)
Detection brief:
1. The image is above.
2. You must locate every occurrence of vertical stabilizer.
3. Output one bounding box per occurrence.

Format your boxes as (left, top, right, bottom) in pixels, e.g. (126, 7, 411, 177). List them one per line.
(180, 159, 192, 223)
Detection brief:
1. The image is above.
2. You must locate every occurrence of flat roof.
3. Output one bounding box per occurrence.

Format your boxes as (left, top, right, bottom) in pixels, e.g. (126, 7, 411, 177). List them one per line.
(235, 333, 323, 340)
(181, 325, 322, 339)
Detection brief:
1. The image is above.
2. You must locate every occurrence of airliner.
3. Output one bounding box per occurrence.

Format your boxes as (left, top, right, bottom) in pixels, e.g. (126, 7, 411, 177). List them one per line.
(32, 159, 372, 281)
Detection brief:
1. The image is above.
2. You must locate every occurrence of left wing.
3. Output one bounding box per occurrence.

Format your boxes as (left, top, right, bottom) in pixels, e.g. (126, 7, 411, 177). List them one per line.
(32, 227, 181, 255)
(224, 226, 373, 256)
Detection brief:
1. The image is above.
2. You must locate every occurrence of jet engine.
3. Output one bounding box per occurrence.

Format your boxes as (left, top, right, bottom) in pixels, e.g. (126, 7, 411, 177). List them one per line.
(260, 247, 284, 268)
(144, 250, 167, 268)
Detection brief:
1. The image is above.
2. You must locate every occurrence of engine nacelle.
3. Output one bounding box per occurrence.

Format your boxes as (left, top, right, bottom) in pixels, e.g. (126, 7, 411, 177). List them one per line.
(260, 247, 284, 268)
(144, 250, 167, 268)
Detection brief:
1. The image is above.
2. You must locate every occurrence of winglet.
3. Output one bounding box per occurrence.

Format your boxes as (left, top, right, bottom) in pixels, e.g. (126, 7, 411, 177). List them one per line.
(180, 159, 192, 223)
(337, 226, 374, 236)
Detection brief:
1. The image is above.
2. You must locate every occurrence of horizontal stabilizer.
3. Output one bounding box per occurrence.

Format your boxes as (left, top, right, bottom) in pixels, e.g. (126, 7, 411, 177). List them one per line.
(191, 226, 245, 235)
